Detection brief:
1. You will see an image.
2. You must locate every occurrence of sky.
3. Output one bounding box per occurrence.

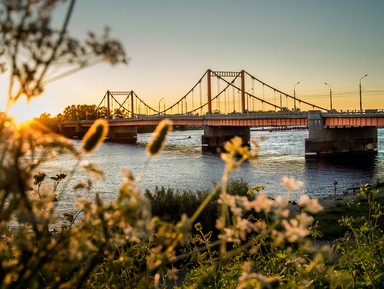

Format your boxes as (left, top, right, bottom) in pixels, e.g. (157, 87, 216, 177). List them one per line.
(1, 0, 384, 121)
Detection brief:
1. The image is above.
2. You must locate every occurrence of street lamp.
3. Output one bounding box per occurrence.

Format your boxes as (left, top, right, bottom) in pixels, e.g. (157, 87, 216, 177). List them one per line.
(293, 82, 300, 110)
(359, 74, 368, 112)
(159, 98, 164, 115)
(324, 82, 333, 111)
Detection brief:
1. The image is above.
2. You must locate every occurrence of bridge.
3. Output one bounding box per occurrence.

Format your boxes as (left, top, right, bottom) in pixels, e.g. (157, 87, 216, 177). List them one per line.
(60, 69, 384, 157)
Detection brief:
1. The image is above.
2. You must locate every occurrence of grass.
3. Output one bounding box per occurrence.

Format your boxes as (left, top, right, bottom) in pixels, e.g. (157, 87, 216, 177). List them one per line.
(315, 195, 384, 240)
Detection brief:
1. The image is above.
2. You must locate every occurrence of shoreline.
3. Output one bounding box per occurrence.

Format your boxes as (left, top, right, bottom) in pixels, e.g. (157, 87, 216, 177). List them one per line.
(289, 186, 384, 213)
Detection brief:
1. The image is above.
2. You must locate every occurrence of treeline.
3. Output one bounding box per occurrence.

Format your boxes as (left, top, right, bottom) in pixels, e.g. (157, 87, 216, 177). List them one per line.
(35, 104, 127, 132)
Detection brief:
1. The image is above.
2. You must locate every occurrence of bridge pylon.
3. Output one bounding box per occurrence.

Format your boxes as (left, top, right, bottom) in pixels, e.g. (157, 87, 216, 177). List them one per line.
(207, 69, 212, 114)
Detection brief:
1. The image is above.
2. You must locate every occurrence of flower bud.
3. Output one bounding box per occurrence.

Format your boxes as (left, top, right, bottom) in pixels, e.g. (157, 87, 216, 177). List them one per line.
(82, 119, 108, 153)
(146, 119, 173, 156)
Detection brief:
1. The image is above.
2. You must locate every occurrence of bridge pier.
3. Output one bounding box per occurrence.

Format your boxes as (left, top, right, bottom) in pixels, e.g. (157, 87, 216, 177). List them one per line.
(305, 111, 377, 158)
(202, 126, 250, 153)
(108, 125, 137, 143)
(59, 121, 88, 139)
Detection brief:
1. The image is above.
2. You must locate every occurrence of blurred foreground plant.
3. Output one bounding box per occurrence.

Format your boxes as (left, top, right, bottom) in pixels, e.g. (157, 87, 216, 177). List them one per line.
(2, 113, 382, 288)
(0, 0, 127, 105)
(335, 184, 384, 287)
(0, 116, 151, 288)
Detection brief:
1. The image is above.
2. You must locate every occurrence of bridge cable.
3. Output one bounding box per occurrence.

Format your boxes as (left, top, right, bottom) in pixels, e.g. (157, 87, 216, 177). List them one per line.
(162, 70, 209, 115)
(211, 71, 282, 110)
(244, 70, 327, 111)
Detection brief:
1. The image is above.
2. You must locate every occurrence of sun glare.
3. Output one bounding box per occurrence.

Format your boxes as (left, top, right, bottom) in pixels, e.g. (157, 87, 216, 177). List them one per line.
(8, 98, 43, 123)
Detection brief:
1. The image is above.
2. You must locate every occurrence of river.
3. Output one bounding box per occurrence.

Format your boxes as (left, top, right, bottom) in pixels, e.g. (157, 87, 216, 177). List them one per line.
(41, 128, 384, 214)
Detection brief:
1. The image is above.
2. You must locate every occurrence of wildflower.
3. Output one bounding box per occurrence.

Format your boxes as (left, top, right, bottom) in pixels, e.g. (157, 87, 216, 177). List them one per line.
(251, 220, 267, 233)
(249, 139, 260, 159)
(176, 214, 192, 242)
(238, 263, 280, 289)
(221, 136, 251, 171)
(81, 161, 104, 179)
(82, 119, 108, 153)
(248, 193, 274, 213)
(219, 227, 239, 243)
(297, 195, 324, 214)
(296, 212, 314, 227)
(281, 176, 304, 190)
(273, 196, 290, 218)
(236, 217, 252, 240)
(216, 216, 225, 230)
(33, 172, 46, 185)
(282, 217, 310, 243)
(147, 119, 173, 156)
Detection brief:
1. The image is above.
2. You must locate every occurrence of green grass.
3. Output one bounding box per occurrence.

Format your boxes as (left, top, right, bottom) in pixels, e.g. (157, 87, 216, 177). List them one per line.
(315, 195, 384, 240)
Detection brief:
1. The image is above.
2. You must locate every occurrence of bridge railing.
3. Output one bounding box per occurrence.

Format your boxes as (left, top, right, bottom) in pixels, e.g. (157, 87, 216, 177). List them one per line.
(204, 111, 308, 118)
(62, 109, 384, 124)
(322, 109, 384, 116)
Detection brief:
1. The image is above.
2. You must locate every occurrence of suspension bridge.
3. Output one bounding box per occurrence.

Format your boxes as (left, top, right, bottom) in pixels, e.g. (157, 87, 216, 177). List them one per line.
(60, 69, 384, 157)
(96, 69, 328, 118)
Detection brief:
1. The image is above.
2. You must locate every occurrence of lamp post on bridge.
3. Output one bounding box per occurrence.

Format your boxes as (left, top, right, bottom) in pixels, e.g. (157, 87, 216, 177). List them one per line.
(324, 82, 333, 111)
(359, 74, 368, 112)
(293, 82, 300, 111)
(159, 98, 164, 116)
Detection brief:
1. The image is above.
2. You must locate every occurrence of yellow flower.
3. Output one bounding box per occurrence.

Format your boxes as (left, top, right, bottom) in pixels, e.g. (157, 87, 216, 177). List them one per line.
(221, 136, 251, 171)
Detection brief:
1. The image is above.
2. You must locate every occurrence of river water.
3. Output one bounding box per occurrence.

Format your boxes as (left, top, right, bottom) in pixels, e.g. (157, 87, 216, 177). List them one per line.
(42, 129, 384, 213)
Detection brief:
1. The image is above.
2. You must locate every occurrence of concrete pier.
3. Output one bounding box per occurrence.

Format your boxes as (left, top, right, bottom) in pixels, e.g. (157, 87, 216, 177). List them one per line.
(305, 111, 377, 158)
(60, 121, 88, 139)
(202, 126, 250, 153)
(60, 121, 138, 143)
(107, 125, 137, 143)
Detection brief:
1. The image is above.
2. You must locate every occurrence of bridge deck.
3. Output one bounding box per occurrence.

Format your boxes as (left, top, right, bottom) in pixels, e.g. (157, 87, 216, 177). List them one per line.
(61, 111, 384, 129)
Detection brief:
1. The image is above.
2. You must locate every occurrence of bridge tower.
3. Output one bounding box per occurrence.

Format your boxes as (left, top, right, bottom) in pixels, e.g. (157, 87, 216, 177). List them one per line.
(106, 90, 111, 119)
(104, 90, 138, 143)
(240, 70, 246, 113)
(207, 69, 212, 114)
(203, 69, 249, 152)
(206, 69, 247, 114)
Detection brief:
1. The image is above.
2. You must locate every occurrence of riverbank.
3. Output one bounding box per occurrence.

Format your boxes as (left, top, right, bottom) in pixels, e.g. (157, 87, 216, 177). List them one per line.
(288, 185, 384, 240)
(290, 185, 384, 213)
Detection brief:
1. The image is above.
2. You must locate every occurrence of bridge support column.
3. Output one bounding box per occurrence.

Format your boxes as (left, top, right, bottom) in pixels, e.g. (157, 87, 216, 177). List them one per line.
(202, 126, 250, 153)
(305, 111, 377, 158)
(108, 125, 137, 143)
(60, 121, 88, 139)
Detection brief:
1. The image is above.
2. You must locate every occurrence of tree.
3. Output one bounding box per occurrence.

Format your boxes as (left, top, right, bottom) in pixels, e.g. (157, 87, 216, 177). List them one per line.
(112, 107, 129, 118)
(62, 104, 100, 120)
(0, 0, 127, 107)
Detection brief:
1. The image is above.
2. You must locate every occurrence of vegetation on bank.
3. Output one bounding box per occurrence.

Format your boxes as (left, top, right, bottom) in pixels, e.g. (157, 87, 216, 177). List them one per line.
(315, 184, 384, 240)
(146, 180, 384, 242)
(1, 116, 382, 288)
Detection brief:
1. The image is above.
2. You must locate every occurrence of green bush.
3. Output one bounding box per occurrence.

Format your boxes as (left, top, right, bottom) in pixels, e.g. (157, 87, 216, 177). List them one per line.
(145, 178, 253, 234)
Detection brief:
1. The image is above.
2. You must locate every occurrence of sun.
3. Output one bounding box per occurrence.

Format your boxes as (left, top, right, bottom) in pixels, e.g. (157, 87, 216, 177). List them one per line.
(7, 98, 46, 123)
